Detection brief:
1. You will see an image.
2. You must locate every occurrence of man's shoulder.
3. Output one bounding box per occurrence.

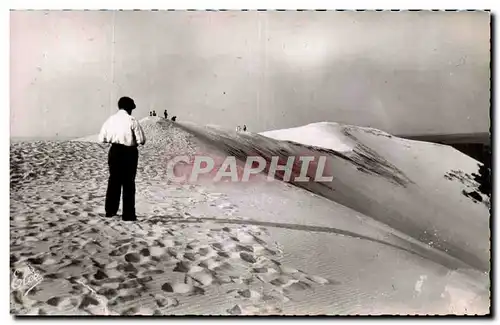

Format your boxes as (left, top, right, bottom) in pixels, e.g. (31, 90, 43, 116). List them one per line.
(108, 110, 122, 120)
(103, 113, 115, 124)
(129, 115, 140, 124)
(130, 115, 145, 128)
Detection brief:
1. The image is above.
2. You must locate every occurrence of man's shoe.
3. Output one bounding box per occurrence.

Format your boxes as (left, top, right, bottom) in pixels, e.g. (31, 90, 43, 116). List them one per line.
(104, 213, 116, 218)
(122, 216, 137, 222)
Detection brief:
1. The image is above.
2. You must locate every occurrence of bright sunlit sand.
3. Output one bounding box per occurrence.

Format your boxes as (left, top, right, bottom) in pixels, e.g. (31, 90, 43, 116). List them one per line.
(10, 119, 490, 315)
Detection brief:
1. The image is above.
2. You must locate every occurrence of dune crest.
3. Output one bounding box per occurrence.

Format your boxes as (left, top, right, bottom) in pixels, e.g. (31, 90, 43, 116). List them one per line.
(260, 122, 355, 152)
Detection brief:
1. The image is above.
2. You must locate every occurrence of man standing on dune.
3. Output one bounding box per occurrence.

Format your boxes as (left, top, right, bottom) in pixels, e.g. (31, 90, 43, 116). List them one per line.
(98, 97, 146, 221)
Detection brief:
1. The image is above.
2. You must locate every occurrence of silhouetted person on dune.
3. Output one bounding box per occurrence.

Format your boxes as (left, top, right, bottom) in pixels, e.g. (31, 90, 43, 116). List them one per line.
(152, 110, 157, 117)
(171, 116, 177, 122)
(149, 111, 152, 117)
(243, 125, 247, 132)
(164, 110, 168, 119)
(99, 96, 146, 222)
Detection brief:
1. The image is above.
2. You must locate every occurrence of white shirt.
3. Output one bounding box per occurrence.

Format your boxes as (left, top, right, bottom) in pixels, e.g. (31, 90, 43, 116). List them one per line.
(98, 110, 146, 146)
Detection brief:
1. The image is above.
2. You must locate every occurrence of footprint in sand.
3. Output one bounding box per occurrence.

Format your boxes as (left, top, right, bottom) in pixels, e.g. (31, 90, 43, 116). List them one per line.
(116, 262, 139, 275)
(124, 252, 142, 264)
(227, 304, 243, 315)
(239, 251, 257, 264)
(188, 271, 215, 286)
(217, 202, 239, 216)
(117, 278, 141, 290)
(161, 281, 205, 296)
(78, 294, 102, 310)
(109, 245, 130, 257)
(282, 280, 313, 293)
(53, 296, 81, 311)
(97, 287, 118, 300)
(230, 288, 262, 300)
(150, 294, 179, 308)
(11, 168, 339, 316)
(305, 275, 332, 285)
(226, 301, 283, 315)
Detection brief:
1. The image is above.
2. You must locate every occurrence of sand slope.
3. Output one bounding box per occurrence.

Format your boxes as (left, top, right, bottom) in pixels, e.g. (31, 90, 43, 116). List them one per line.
(260, 122, 354, 152)
(10, 119, 490, 315)
(178, 121, 490, 272)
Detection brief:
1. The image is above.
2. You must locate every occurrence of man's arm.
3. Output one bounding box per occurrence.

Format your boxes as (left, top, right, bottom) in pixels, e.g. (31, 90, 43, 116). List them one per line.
(132, 119, 146, 145)
(98, 118, 110, 143)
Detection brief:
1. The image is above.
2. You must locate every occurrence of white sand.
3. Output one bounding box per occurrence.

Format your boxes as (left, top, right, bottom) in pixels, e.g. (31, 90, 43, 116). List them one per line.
(260, 122, 355, 152)
(10, 120, 489, 315)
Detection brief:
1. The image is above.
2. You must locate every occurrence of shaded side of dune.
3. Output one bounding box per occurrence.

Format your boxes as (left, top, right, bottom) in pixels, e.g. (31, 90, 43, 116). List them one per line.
(175, 123, 489, 273)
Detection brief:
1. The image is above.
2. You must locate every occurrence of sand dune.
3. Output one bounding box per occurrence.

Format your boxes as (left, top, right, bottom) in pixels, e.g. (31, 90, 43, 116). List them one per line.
(259, 122, 355, 152)
(10, 119, 489, 315)
(179, 121, 490, 271)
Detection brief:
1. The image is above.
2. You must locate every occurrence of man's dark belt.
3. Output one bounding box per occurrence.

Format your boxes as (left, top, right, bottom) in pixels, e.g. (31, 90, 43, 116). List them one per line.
(111, 143, 138, 149)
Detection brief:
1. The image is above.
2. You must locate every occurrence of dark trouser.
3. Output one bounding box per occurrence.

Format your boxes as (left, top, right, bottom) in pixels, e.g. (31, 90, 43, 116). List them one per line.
(105, 143, 139, 220)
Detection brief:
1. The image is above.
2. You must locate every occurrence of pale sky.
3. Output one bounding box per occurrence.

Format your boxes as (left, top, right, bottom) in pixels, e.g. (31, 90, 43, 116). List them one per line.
(10, 10, 490, 138)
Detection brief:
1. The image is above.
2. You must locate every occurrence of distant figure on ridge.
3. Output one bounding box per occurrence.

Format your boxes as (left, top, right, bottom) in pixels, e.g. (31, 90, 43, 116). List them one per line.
(164, 110, 168, 119)
(152, 110, 157, 117)
(171, 116, 177, 122)
(149, 111, 152, 117)
(98, 96, 146, 222)
(243, 125, 247, 132)
(236, 126, 241, 132)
